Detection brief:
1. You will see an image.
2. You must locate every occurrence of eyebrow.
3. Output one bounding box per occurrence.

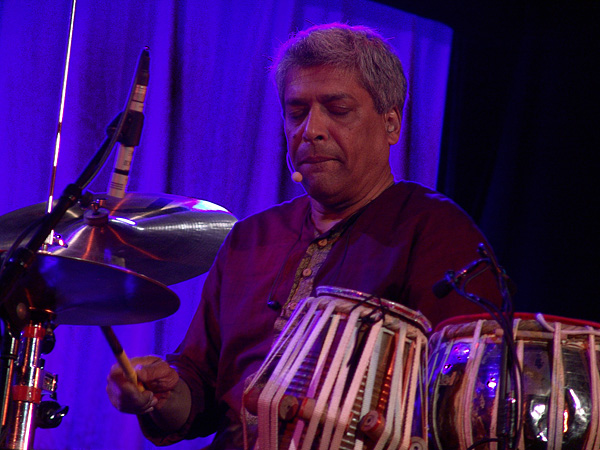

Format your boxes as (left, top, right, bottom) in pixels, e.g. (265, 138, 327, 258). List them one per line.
(285, 92, 356, 106)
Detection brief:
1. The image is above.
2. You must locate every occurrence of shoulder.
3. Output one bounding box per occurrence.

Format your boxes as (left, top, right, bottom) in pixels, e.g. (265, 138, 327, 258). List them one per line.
(225, 195, 310, 248)
(386, 181, 467, 214)
(369, 181, 477, 230)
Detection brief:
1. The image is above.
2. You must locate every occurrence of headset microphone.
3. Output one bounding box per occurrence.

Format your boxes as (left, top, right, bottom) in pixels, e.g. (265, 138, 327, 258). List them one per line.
(286, 153, 303, 183)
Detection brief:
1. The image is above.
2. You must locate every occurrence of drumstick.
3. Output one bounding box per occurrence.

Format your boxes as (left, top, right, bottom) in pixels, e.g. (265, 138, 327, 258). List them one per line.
(100, 325, 145, 392)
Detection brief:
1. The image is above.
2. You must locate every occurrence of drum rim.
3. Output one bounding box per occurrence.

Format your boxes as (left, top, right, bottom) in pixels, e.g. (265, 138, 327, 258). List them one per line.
(434, 312, 600, 332)
(316, 285, 432, 333)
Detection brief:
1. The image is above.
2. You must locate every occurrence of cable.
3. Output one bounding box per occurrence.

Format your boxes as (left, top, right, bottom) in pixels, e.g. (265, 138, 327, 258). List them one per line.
(444, 259, 523, 450)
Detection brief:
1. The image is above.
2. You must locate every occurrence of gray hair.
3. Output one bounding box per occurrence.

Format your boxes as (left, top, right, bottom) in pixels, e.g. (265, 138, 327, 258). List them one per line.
(272, 23, 407, 115)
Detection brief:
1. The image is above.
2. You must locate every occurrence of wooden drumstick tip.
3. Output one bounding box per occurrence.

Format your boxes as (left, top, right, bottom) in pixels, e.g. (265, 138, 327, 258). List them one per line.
(101, 326, 144, 392)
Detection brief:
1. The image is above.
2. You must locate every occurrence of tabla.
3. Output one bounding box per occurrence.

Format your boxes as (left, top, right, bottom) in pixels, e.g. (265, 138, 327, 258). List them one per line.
(243, 286, 431, 450)
(428, 313, 600, 450)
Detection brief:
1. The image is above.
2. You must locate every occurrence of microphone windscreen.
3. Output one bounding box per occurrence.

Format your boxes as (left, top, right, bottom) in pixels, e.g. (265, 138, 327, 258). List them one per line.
(432, 280, 453, 299)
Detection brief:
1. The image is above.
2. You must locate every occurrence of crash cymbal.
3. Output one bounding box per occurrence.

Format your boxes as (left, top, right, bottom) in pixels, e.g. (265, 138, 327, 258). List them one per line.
(2, 253, 179, 326)
(0, 192, 236, 286)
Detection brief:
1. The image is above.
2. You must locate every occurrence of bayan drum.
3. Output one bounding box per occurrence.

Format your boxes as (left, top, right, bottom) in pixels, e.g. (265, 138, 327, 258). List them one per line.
(428, 313, 600, 450)
(243, 286, 431, 450)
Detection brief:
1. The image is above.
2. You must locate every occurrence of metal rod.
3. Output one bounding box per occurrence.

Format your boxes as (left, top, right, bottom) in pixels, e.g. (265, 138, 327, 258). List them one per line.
(0, 326, 19, 430)
(45, 0, 77, 247)
(2, 324, 46, 450)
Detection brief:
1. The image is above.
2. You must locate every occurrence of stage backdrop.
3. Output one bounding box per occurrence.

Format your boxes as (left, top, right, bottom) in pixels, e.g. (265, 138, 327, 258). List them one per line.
(0, 0, 451, 448)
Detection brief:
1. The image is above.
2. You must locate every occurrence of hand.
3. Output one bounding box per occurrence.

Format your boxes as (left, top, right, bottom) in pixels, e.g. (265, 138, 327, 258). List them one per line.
(106, 355, 179, 415)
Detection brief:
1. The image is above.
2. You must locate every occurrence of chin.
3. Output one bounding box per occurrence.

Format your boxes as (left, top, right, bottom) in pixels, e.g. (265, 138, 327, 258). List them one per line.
(306, 184, 347, 208)
(304, 172, 353, 202)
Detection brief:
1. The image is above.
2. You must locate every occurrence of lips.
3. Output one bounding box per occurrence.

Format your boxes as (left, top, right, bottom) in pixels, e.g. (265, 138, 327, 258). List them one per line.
(300, 155, 336, 165)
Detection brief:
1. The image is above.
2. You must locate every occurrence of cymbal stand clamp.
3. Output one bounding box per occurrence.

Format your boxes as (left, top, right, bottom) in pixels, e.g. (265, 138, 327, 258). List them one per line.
(1, 318, 60, 450)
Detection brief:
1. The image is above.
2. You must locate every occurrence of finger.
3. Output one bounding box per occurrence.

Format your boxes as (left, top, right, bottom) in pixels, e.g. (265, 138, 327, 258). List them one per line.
(115, 350, 144, 392)
(106, 379, 156, 414)
(137, 365, 179, 392)
(139, 394, 159, 415)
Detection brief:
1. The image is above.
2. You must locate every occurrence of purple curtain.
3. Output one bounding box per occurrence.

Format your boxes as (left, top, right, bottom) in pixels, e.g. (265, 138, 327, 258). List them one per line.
(0, 1, 451, 448)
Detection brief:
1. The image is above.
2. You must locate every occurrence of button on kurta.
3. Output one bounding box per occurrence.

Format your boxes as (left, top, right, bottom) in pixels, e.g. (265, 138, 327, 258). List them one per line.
(302, 268, 313, 277)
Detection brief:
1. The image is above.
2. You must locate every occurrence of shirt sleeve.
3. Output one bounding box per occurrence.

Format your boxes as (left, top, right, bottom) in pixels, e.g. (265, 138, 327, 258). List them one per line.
(138, 237, 230, 444)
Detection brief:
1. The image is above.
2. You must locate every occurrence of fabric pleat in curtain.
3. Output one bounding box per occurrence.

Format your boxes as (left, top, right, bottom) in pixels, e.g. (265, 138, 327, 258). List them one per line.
(0, 0, 452, 448)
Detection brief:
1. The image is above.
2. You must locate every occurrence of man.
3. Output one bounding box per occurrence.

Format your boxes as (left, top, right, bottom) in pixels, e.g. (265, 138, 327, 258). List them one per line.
(107, 23, 502, 448)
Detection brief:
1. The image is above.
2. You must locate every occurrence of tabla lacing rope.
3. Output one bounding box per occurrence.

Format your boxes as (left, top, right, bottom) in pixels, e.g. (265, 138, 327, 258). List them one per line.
(461, 319, 485, 449)
(402, 334, 427, 450)
(588, 332, 600, 450)
(289, 310, 341, 447)
(535, 314, 600, 450)
(270, 300, 337, 448)
(258, 298, 322, 449)
(535, 313, 600, 337)
(386, 325, 410, 450)
(342, 295, 395, 389)
(359, 329, 385, 446)
(330, 318, 383, 449)
(244, 298, 309, 447)
(306, 307, 362, 450)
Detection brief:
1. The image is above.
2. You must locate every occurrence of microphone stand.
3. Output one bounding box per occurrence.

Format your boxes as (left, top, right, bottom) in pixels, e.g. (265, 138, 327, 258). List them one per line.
(479, 245, 517, 450)
(0, 128, 121, 450)
(497, 333, 513, 450)
(434, 244, 518, 450)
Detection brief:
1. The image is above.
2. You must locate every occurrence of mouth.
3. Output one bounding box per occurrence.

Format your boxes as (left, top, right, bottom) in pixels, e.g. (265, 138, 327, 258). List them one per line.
(298, 155, 337, 166)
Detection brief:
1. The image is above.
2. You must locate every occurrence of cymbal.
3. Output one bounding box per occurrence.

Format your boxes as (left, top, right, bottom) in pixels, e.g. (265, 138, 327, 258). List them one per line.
(0, 192, 236, 286)
(3, 253, 180, 326)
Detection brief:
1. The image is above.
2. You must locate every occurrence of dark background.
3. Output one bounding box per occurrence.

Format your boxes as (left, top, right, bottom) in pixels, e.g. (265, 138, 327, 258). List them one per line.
(383, 1, 598, 320)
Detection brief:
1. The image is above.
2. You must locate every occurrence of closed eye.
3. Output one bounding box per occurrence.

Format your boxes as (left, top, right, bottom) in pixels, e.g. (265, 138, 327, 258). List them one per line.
(328, 106, 351, 116)
(284, 105, 308, 122)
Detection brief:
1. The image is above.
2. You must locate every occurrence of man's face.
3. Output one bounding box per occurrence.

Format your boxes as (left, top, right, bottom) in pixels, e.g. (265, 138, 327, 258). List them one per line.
(283, 65, 399, 209)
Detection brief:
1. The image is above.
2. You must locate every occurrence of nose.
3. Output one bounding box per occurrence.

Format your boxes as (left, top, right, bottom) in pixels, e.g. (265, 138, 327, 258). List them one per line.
(302, 108, 327, 142)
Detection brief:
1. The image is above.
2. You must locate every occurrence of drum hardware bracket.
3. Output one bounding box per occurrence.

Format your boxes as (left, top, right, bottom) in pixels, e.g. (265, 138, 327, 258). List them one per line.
(35, 400, 68, 429)
(0, 317, 69, 448)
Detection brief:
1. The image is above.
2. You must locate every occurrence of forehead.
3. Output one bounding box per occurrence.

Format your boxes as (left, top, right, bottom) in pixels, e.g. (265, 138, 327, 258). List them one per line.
(283, 66, 371, 103)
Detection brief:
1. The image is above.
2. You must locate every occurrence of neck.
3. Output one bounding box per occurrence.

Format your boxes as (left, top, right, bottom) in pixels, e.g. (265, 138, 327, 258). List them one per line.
(309, 175, 394, 234)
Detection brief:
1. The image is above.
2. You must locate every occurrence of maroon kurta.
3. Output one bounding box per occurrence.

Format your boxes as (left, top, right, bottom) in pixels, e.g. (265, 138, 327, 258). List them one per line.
(144, 181, 502, 448)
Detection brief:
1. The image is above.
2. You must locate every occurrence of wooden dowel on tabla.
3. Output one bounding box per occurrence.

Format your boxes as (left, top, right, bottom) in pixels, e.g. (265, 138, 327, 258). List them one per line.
(100, 325, 144, 392)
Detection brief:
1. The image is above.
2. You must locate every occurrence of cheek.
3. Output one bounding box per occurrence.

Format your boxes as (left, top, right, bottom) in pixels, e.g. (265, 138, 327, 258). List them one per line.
(285, 127, 301, 149)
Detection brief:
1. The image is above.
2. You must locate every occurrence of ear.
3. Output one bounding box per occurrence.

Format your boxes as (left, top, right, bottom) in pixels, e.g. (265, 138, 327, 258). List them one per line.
(383, 107, 401, 145)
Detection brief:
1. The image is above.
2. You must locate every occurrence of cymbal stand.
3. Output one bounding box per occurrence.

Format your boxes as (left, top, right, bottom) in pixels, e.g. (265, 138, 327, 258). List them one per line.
(0, 103, 128, 450)
(0, 47, 150, 449)
(0, 314, 65, 450)
(0, 326, 18, 432)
